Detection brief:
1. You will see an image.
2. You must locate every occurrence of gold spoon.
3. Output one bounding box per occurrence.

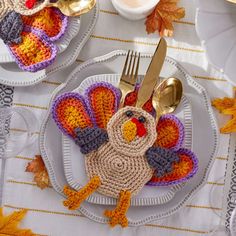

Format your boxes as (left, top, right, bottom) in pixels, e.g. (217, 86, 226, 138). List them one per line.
(152, 77, 183, 122)
(226, 0, 236, 3)
(48, 0, 96, 17)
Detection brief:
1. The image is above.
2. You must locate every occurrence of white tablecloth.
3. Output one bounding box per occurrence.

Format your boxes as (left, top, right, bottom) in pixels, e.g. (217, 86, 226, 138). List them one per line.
(1, 0, 234, 235)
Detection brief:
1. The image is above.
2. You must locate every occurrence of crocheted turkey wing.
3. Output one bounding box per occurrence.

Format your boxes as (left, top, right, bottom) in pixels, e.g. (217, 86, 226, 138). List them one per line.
(146, 148, 198, 186)
(52, 82, 121, 139)
(154, 114, 185, 150)
(74, 127, 108, 155)
(146, 115, 198, 186)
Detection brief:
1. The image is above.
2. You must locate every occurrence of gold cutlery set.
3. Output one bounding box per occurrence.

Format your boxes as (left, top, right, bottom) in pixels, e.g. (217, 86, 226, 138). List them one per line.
(119, 38, 183, 121)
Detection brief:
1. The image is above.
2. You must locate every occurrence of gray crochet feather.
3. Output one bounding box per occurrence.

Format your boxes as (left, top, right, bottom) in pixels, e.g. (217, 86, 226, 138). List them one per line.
(0, 11, 23, 45)
(74, 127, 109, 155)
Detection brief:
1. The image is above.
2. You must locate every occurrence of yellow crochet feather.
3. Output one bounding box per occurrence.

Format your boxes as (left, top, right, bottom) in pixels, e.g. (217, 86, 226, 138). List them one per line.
(0, 208, 35, 235)
(212, 97, 236, 133)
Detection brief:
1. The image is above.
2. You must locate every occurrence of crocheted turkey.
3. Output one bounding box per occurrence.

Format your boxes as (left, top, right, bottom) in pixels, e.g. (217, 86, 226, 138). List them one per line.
(52, 82, 198, 227)
(0, 4, 68, 72)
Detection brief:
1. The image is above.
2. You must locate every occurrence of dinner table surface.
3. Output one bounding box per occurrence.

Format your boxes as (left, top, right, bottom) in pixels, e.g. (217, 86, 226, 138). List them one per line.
(0, 0, 235, 235)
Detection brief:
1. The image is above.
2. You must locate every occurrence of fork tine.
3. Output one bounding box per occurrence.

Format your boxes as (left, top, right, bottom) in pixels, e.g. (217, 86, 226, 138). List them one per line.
(127, 51, 134, 76)
(122, 50, 130, 76)
(134, 53, 140, 81)
(130, 52, 137, 80)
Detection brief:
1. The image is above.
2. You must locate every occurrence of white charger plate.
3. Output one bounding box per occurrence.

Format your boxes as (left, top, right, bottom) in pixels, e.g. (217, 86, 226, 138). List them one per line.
(62, 74, 193, 206)
(196, 0, 236, 86)
(40, 51, 219, 225)
(0, 4, 98, 87)
(0, 16, 81, 63)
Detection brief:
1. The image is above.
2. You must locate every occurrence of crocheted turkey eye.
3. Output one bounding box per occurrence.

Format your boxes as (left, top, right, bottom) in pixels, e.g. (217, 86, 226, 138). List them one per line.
(138, 116, 146, 123)
(125, 110, 133, 117)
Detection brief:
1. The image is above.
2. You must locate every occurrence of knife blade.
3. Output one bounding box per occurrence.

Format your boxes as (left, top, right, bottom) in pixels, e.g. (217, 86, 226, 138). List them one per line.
(136, 38, 167, 108)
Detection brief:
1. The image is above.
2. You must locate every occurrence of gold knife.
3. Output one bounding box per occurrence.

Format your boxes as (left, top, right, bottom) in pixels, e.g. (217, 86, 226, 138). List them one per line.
(136, 38, 167, 108)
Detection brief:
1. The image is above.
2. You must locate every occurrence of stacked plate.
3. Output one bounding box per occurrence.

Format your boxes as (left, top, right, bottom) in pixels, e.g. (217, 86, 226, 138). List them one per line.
(39, 51, 219, 226)
(0, 4, 99, 86)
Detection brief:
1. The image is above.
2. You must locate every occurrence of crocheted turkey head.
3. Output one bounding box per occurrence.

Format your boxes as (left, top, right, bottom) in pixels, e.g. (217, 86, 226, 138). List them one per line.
(52, 82, 198, 227)
(0, 5, 68, 72)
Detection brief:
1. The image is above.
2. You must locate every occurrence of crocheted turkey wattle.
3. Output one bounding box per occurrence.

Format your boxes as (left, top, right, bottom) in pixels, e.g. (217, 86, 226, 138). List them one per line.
(52, 82, 198, 227)
(0, 7, 68, 72)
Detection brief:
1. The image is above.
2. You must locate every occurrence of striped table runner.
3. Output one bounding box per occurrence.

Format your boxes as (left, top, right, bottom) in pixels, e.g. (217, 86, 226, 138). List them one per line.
(1, 0, 234, 235)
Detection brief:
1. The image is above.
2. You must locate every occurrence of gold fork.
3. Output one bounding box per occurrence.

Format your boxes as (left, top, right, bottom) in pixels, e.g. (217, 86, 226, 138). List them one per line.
(119, 51, 140, 108)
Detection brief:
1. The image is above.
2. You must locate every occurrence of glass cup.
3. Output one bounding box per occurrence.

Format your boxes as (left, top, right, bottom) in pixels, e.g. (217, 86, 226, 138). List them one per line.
(0, 106, 39, 159)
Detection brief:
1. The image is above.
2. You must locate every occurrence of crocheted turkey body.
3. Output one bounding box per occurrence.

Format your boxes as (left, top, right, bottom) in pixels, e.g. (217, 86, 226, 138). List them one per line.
(0, 6, 68, 72)
(52, 82, 198, 227)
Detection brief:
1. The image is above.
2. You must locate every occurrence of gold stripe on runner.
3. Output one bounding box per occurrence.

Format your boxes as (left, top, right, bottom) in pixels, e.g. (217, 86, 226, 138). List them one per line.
(145, 224, 208, 234)
(7, 180, 53, 188)
(4, 205, 84, 217)
(13, 103, 48, 110)
(42, 80, 62, 86)
(192, 75, 226, 82)
(186, 204, 222, 211)
(10, 128, 40, 135)
(90, 35, 204, 53)
(15, 156, 34, 161)
(216, 157, 228, 161)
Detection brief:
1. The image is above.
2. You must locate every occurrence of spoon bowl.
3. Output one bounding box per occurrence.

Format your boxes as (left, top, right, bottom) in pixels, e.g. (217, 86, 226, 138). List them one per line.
(49, 0, 96, 17)
(152, 77, 183, 121)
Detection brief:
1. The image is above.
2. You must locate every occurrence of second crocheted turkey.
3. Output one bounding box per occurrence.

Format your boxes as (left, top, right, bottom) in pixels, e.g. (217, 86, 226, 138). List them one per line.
(52, 82, 198, 227)
(0, 6, 68, 72)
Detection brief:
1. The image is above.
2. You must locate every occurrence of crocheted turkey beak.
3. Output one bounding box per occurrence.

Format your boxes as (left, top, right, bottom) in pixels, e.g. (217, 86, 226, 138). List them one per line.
(122, 118, 147, 142)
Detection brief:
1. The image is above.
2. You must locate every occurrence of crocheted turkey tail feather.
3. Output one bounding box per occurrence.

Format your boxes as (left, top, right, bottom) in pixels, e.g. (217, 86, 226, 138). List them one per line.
(52, 82, 121, 139)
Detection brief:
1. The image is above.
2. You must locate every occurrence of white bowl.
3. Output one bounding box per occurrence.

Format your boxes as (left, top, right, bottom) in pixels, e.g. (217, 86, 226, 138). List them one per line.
(111, 0, 159, 20)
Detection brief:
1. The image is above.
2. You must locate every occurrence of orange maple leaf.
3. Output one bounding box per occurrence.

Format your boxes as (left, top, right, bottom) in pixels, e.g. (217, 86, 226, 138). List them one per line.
(145, 0, 185, 37)
(25, 155, 50, 189)
(0, 208, 35, 235)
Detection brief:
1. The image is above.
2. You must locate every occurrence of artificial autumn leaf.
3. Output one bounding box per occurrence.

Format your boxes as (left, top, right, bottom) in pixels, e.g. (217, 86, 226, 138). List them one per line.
(212, 97, 236, 133)
(25, 155, 50, 189)
(145, 0, 185, 37)
(0, 208, 35, 235)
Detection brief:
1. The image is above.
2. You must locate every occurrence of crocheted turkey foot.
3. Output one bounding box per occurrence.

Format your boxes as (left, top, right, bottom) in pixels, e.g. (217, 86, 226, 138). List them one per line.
(63, 176, 101, 210)
(104, 190, 131, 227)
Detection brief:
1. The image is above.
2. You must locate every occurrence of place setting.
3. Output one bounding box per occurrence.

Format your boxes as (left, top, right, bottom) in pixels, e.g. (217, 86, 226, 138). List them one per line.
(38, 37, 219, 226)
(0, 0, 235, 235)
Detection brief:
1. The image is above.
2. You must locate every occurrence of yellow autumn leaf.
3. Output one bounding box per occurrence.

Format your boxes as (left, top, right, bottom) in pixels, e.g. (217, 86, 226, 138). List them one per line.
(212, 97, 236, 112)
(145, 0, 185, 37)
(212, 97, 236, 133)
(0, 208, 35, 235)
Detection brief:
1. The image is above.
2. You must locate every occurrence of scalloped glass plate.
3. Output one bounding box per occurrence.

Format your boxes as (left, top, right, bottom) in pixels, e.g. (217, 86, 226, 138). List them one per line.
(196, 0, 236, 86)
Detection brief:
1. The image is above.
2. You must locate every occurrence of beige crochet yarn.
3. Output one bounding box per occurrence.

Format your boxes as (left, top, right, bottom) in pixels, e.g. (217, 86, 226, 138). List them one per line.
(0, 0, 13, 21)
(13, 0, 50, 15)
(85, 106, 157, 198)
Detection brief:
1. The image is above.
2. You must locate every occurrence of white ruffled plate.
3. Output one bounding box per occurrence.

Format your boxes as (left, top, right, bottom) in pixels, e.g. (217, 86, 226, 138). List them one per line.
(196, 0, 236, 85)
(62, 74, 192, 206)
(40, 51, 219, 225)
